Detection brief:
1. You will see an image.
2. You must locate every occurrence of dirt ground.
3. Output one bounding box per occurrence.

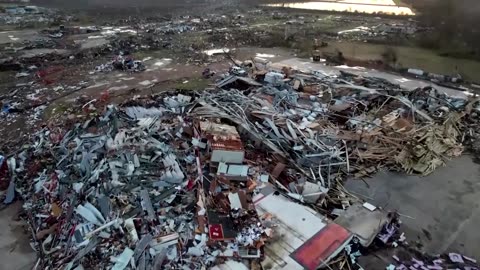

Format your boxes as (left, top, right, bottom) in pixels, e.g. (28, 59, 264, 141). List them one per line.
(0, 202, 37, 270)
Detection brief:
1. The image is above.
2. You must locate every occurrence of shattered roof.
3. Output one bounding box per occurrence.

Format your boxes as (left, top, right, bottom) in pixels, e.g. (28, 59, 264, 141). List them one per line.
(216, 75, 262, 89)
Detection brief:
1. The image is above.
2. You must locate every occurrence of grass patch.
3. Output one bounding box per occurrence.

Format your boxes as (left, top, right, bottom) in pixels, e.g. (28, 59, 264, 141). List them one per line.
(67, 14, 96, 27)
(133, 49, 171, 60)
(43, 103, 70, 121)
(322, 41, 480, 82)
(173, 78, 210, 91)
(392, 0, 404, 6)
(250, 16, 281, 26)
(0, 71, 15, 95)
(178, 32, 209, 49)
(0, 71, 14, 82)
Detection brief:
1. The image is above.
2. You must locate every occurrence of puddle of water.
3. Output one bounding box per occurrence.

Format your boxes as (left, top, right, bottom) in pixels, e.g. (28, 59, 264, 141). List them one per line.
(86, 82, 109, 89)
(395, 78, 412, 83)
(154, 59, 172, 67)
(335, 65, 366, 70)
(265, 0, 415, 15)
(8, 35, 19, 41)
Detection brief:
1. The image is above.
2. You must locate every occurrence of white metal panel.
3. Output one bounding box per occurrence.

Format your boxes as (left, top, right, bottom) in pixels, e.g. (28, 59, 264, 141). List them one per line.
(211, 260, 249, 270)
(255, 194, 319, 270)
(211, 150, 244, 164)
(228, 193, 243, 209)
(227, 165, 249, 176)
(255, 194, 327, 239)
(254, 191, 352, 270)
(217, 162, 229, 174)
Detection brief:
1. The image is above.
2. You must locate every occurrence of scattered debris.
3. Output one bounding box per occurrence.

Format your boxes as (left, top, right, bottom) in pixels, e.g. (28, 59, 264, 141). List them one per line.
(94, 52, 145, 73)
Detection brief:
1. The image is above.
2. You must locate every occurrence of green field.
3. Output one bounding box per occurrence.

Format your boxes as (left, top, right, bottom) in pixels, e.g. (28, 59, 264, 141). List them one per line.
(322, 41, 480, 82)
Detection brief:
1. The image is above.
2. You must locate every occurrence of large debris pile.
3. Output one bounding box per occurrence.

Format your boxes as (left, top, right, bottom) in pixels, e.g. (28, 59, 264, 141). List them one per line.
(8, 92, 276, 269)
(4, 63, 479, 269)
(463, 98, 480, 162)
(204, 74, 468, 178)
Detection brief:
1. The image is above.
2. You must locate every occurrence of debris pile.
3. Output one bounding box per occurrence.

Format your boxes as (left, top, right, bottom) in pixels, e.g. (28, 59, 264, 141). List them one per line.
(209, 72, 467, 178)
(0, 5, 57, 26)
(386, 252, 479, 270)
(5, 61, 479, 269)
(94, 52, 145, 73)
(338, 22, 421, 40)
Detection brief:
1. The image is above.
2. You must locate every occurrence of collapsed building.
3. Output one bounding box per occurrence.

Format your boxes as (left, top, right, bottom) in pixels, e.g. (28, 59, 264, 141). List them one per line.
(1, 57, 479, 270)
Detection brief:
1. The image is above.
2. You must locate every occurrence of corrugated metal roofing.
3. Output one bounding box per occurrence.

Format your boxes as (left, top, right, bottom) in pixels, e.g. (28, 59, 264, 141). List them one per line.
(254, 188, 352, 270)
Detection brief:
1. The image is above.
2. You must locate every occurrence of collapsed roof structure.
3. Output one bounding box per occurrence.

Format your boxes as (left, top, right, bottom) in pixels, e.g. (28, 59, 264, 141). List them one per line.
(2, 59, 479, 270)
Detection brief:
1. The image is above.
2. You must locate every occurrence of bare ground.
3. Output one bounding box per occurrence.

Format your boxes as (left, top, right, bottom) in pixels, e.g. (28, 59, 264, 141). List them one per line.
(0, 202, 37, 270)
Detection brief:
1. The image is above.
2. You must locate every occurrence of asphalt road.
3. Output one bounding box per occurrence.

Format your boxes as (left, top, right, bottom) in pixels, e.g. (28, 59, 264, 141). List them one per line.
(345, 155, 480, 259)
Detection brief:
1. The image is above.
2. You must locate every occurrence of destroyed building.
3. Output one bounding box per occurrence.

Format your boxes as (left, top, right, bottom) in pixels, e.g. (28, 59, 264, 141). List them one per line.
(5, 69, 477, 269)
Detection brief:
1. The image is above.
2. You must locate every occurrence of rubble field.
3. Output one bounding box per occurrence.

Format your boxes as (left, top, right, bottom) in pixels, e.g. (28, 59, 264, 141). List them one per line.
(0, 2, 480, 270)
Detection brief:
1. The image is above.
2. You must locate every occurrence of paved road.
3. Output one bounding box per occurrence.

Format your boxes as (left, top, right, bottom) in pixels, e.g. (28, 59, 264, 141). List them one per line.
(345, 155, 480, 258)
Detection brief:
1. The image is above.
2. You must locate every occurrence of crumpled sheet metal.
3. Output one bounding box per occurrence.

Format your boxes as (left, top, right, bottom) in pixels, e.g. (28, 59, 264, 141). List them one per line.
(193, 82, 466, 181)
(193, 89, 349, 188)
(13, 91, 276, 270)
(12, 96, 209, 269)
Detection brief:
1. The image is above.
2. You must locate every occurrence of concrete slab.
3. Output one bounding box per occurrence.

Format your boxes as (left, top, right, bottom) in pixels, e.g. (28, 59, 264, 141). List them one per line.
(334, 203, 388, 247)
(344, 155, 480, 258)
